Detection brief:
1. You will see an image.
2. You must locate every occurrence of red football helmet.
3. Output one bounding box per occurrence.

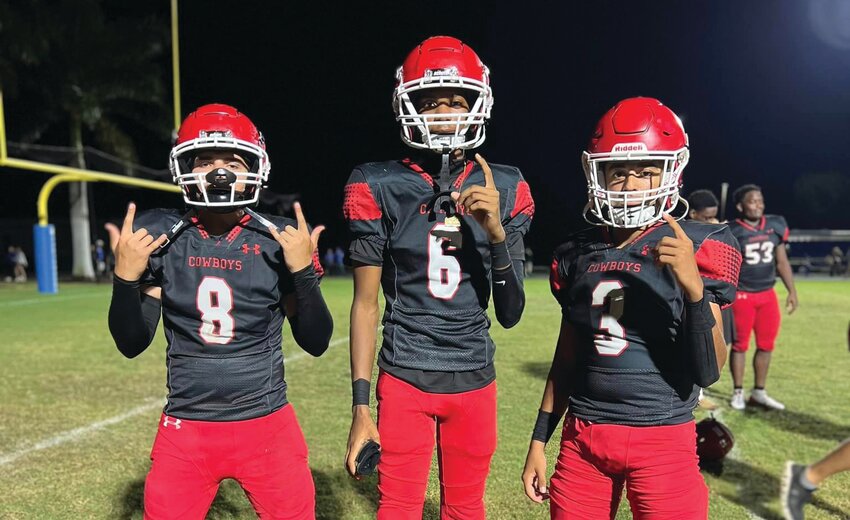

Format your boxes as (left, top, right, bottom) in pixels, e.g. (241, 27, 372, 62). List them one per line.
(393, 36, 493, 151)
(696, 417, 735, 464)
(169, 103, 270, 209)
(582, 97, 690, 228)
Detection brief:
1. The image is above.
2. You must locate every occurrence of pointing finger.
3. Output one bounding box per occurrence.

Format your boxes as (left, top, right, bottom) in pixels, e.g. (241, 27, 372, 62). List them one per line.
(662, 212, 688, 240)
(475, 153, 495, 189)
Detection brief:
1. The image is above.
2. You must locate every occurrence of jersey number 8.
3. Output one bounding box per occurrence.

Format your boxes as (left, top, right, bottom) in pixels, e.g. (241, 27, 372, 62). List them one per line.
(196, 276, 235, 344)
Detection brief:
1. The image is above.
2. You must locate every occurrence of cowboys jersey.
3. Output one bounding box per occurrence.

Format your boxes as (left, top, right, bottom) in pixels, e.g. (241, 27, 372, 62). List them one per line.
(728, 215, 789, 292)
(550, 221, 741, 425)
(134, 208, 322, 421)
(344, 157, 534, 391)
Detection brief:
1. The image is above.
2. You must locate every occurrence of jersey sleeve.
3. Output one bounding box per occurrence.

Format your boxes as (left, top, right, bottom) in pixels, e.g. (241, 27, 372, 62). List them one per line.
(549, 242, 574, 308)
(694, 226, 742, 308)
(502, 171, 535, 261)
(132, 208, 176, 287)
(343, 168, 386, 266)
(772, 215, 790, 244)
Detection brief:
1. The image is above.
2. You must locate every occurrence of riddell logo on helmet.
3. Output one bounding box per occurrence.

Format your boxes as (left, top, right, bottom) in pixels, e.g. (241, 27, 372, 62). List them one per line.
(425, 67, 459, 78)
(198, 130, 233, 138)
(612, 143, 647, 153)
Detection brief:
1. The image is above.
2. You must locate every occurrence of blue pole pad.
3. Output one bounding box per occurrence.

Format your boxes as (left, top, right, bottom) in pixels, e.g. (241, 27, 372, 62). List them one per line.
(33, 224, 58, 294)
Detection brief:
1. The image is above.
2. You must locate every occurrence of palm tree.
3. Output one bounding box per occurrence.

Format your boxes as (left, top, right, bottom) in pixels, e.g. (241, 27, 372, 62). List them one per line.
(1, 0, 170, 279)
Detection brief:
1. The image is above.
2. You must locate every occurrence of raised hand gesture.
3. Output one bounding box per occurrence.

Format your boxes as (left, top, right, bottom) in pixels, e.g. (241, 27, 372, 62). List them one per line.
(269, 202, 325, 273)
(110, 203, 167, 282)
(453, 153, 506, 243)
(654, 213, 704, 302)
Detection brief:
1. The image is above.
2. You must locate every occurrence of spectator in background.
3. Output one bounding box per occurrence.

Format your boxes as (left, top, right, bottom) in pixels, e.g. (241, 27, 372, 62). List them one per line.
(4, 246, 16, 282)
(826, 246, 844, 277)
(334, 246, 345, 276)
(323, 247, 337, 275)
(93, 239, 108, 282)
(13, 246, 28, 283)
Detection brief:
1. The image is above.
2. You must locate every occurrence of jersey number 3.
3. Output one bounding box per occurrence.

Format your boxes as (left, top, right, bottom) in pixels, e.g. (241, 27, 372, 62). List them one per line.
(197, 276, 235, 344)
(592, 280, 629, 356)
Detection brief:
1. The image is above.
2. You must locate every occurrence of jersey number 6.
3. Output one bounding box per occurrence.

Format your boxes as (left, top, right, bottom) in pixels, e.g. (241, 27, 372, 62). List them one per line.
(428, 224, 462, 300)
(592, 280, 629, 356)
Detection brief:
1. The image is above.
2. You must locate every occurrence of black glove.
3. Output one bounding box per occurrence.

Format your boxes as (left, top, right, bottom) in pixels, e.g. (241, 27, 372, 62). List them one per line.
(355, 440, 381, 477)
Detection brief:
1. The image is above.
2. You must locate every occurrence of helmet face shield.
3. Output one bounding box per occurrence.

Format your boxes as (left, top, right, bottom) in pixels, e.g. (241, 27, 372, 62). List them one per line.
(581, 98, 690, 228)
(393, 36, 493, 152)
(583, 147, 689, 228)
(169, 105, 270, 210)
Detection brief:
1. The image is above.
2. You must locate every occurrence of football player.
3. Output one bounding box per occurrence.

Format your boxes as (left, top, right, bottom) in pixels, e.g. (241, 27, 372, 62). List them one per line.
(728, 184, 798, 410)
(521, 97, 741, 519)
(688, 189, 738, 411)
(342, 36, 534, 519)
(107, 104, 333, 519)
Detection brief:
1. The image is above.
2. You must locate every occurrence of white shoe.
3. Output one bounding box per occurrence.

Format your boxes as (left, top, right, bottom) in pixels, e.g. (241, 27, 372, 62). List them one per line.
(730, 390, 746, 410)
(749, 390, 785, 410)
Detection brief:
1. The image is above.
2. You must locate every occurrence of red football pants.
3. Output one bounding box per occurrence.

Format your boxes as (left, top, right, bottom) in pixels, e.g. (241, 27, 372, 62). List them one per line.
(144, 404, 315, 520)
(732, 288, 781, 352)
(375, 370, 497, 520)
(549, 415, 708, 520)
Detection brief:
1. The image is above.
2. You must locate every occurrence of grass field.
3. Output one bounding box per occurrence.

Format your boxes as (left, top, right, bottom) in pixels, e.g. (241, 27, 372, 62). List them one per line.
(0, 278, 848, 519)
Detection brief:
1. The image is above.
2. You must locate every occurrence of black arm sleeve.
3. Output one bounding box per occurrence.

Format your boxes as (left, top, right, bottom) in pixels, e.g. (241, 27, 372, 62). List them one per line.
(490, 240, 525, 329)
(288, 265, 334, 357)
(685, 295, 720, 387)
(108, 276, 161, 359)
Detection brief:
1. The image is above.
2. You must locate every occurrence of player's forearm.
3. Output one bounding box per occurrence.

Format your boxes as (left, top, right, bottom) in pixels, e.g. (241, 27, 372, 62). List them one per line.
(532, 322, 575, 444)
(777, 259, 797, 295)
(684, 295, 721, 387)
(289, 264, 334, 357)
(350, 299, 379, 383)
(108, 276, 161, 358)
(490, 240, 525, 328)
(711, 304, 728, 371)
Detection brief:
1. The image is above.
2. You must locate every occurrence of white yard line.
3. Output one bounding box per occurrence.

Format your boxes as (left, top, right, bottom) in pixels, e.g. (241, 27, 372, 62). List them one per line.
(0, 292, 105, 307)
(0, 334, 353, 468)
(0, 399, 165, 467)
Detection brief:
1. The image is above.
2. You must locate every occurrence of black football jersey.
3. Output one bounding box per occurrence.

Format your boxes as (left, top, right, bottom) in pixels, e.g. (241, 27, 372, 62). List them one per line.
(134, 208, 322, 421)
(550, 221, 741, 425)
(728, 215, 789, 292)
(343, 158, 534, 384)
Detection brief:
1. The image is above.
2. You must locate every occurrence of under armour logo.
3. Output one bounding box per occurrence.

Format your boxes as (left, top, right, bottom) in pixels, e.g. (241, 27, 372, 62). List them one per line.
(162, 416, 182, 429)
(242, 243, 261, 255)
(641, 244, 650, 256)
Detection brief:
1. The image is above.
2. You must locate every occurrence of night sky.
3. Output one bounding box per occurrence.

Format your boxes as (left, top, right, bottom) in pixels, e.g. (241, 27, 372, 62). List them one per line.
(4, 0, 850, 261)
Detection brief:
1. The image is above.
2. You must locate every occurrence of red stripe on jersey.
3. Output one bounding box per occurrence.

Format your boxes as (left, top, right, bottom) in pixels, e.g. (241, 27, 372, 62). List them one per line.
(550, 257, 563, 293)
(312, 249, 325, 277)
(695, 238, 742, 287)
(226, 213, 252, 242)
(782, 226, 790, 243)
(401, 158, 436, 186)
(452, 161, 475, 189)
(343, 183, 381, 221)
(511, 180, 535, 218)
